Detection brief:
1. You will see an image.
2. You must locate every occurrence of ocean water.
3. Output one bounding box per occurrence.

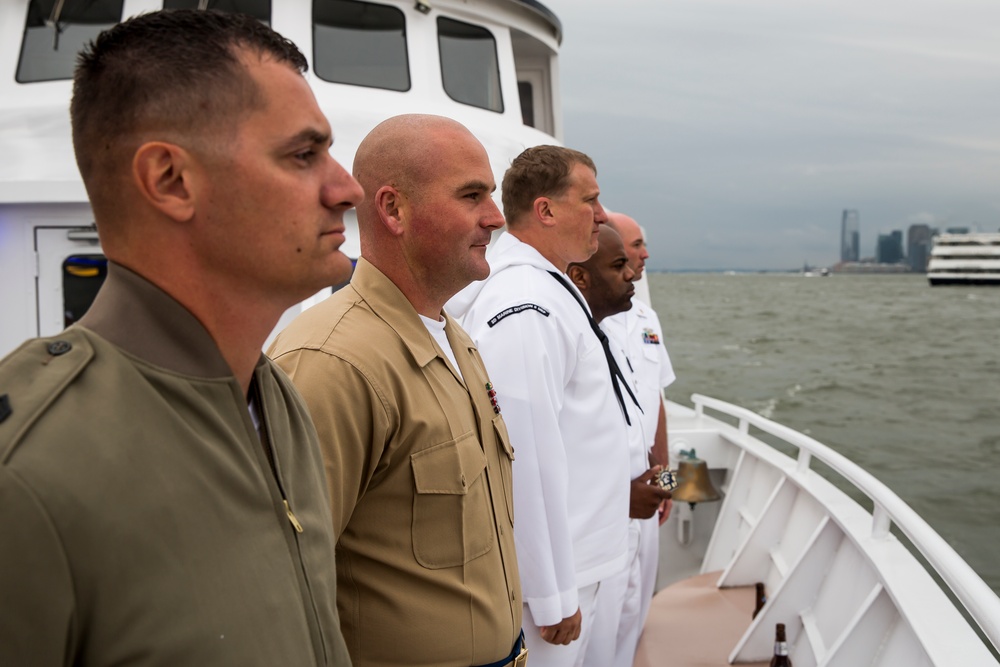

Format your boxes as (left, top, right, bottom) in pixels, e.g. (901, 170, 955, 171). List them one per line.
(648, 272, 1000, 596)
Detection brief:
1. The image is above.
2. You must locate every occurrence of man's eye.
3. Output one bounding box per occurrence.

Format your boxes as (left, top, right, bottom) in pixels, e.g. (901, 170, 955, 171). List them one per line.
(294, 149, 316, 162)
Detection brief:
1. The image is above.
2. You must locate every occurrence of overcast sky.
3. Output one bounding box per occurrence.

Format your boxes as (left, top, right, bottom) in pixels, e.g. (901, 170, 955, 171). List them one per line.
(540, 0, 1000, 270)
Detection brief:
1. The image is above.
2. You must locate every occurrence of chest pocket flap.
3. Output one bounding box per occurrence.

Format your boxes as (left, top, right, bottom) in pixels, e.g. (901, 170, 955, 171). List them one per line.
(410, 432, 493, 568)
(411, 432, 486, 494)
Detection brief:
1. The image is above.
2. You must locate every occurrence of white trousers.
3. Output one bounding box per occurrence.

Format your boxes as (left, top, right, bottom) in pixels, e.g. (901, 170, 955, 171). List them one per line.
(583, 520, 642, 667)
(523, 579, 602, 667)
(637, 515, 660, 633)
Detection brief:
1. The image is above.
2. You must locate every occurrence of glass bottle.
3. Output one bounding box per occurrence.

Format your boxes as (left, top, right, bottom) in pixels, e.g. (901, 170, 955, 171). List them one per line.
(770, 623, 791, 667)
(753, 582, 766, 619)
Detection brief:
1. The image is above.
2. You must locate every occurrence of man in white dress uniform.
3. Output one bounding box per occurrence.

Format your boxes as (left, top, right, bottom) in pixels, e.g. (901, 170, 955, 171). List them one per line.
(449, 146, 632, 667)
(568, 225, 674, 667)
(603, 211, 677, 661)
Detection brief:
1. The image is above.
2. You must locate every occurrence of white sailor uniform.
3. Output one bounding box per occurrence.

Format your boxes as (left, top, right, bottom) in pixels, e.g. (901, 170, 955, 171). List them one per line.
(449, 232, 631, 667)
(602, 298, 676, 665)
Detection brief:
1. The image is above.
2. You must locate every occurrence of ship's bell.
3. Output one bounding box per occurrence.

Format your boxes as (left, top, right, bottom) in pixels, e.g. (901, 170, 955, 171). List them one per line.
(671, 449, 722, 508)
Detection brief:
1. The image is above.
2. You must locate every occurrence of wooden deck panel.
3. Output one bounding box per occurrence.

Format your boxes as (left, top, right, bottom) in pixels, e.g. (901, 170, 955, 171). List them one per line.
(634, 571, 769, 667)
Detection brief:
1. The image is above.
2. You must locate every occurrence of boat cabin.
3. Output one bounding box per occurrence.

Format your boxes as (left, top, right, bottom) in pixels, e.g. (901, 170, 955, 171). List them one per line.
(0, 0, 563, 357)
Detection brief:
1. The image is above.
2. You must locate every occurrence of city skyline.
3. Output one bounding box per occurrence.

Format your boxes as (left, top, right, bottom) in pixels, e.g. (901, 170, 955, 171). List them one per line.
(544, 0, 1000, 271)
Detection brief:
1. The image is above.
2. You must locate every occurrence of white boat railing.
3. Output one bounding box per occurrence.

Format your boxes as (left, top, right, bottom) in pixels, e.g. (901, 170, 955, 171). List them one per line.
(691, 393, 1000, 654)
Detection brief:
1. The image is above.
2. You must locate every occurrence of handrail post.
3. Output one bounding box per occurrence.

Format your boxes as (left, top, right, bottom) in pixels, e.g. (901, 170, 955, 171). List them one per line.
(872, 503, 891, 540)
(796, 449, 812, 474)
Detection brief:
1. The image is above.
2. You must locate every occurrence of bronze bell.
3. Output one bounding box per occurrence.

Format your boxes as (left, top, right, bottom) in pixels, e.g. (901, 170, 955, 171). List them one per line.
(671, 449, 722, 508)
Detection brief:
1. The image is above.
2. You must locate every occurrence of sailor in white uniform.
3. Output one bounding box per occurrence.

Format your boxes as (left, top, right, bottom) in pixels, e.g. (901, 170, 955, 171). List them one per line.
(602, 211, 677, 662)
(557, 225, 674, 667)
(449, 146, 631, 667)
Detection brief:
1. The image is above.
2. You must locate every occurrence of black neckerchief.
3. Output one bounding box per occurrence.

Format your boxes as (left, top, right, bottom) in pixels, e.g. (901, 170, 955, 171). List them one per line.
(547, 271, 642, 425)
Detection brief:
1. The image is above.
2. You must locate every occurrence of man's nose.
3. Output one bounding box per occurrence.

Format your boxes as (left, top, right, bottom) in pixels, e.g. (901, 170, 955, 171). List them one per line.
(594, 201, 608, 224)
(322, 156, 365, 209)
(483, 196, 505, 230)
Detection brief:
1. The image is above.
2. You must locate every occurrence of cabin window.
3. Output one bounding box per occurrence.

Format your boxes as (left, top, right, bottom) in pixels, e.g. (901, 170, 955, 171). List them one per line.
(437, 17, 502, 112)
(163, 1, 271, 23)
(313, 0, 410, 91)
(517, 81, 535, 127)
(16, 0, 124, 83)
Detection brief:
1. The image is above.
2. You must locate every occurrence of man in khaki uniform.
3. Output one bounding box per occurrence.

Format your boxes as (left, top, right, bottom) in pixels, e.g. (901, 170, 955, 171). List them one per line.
(0, 10, 362, 666)
(269, 114, 523, 667)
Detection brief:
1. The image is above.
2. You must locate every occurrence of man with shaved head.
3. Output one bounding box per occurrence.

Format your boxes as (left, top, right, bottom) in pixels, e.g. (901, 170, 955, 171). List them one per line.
(268, 114, 523, 667)
(604, 211, 677, 663)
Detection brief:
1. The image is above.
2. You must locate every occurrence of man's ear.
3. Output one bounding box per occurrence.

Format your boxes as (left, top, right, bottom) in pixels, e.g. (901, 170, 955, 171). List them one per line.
(568, 264, 589, 291)
(533, 196, 556, 228)
(374, 185, 405, 236)
(132, 142, 196, 222)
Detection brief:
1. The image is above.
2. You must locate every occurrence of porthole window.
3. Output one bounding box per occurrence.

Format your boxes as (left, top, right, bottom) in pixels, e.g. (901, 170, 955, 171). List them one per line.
(314, 0, 410, 91)
(16, 0, 124, 83)
(437, 17, 502, 112)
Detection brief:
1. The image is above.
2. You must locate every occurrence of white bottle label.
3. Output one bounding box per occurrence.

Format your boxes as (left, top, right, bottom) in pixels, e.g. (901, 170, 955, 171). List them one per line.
(774, 641, 789, 656)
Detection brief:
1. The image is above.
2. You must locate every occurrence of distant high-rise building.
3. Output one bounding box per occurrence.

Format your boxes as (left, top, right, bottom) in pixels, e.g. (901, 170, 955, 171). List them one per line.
(877, 230, 905, 264)
(841, 210, 860, 262)
(907, 224, 933, 272)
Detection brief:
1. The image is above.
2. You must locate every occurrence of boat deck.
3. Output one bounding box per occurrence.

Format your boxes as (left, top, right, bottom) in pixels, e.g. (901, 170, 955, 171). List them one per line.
(635, 571, 768, 667)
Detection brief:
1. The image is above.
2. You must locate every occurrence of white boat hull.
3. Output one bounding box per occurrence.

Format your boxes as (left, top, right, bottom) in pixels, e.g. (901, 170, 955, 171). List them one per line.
(655, 395, 1000, 665)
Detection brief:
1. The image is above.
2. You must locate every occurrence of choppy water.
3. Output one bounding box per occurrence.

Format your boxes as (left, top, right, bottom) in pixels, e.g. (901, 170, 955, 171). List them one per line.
(648, 272, 1000, 595)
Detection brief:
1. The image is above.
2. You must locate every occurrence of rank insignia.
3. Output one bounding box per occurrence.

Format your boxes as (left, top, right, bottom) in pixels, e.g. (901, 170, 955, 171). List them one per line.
(641, 328, 661, 345)
(486, 382, 501, 414)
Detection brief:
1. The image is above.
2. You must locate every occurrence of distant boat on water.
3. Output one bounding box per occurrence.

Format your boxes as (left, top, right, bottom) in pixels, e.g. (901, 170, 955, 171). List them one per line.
(927, 232, 1000, 286)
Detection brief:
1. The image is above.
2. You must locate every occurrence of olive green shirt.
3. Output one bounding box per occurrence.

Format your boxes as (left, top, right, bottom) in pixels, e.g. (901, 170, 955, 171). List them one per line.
(0, 263, 350, 666)
(269, 258, 521, 667)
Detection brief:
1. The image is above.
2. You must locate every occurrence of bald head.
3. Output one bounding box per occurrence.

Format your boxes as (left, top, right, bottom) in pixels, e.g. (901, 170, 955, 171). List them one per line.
(356, 115, 468, 213)
(568, 225, 635, 323)
(351, 113, 504, 315)
(606, 211, 649, 279)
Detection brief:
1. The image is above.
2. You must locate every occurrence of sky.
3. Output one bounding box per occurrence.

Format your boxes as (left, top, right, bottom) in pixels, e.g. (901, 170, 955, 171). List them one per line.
(540, 0, 1000, 270)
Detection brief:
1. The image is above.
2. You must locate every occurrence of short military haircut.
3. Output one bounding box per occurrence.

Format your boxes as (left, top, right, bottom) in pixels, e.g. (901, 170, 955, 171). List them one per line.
(70, 9, 308, 193)
(501, 145, 597, 226)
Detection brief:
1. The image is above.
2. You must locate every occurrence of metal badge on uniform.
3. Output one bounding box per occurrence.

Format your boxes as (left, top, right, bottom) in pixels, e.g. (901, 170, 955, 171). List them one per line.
(641, 328, 660, 345)
(655, 468, 678, 491)
(485, 382, 501, 414)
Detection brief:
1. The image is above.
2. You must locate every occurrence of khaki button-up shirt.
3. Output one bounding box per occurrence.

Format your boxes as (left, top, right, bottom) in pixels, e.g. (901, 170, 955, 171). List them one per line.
(269, 259, 521, 667)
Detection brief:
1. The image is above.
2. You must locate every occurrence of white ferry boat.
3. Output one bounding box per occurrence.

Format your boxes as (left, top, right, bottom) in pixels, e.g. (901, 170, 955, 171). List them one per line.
(927, 233, 1000, 286)
(2, 2, 998, 665)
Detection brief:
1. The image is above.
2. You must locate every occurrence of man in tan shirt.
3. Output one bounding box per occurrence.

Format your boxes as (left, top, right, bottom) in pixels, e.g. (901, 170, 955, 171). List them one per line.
(269, 114, 523, 667)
